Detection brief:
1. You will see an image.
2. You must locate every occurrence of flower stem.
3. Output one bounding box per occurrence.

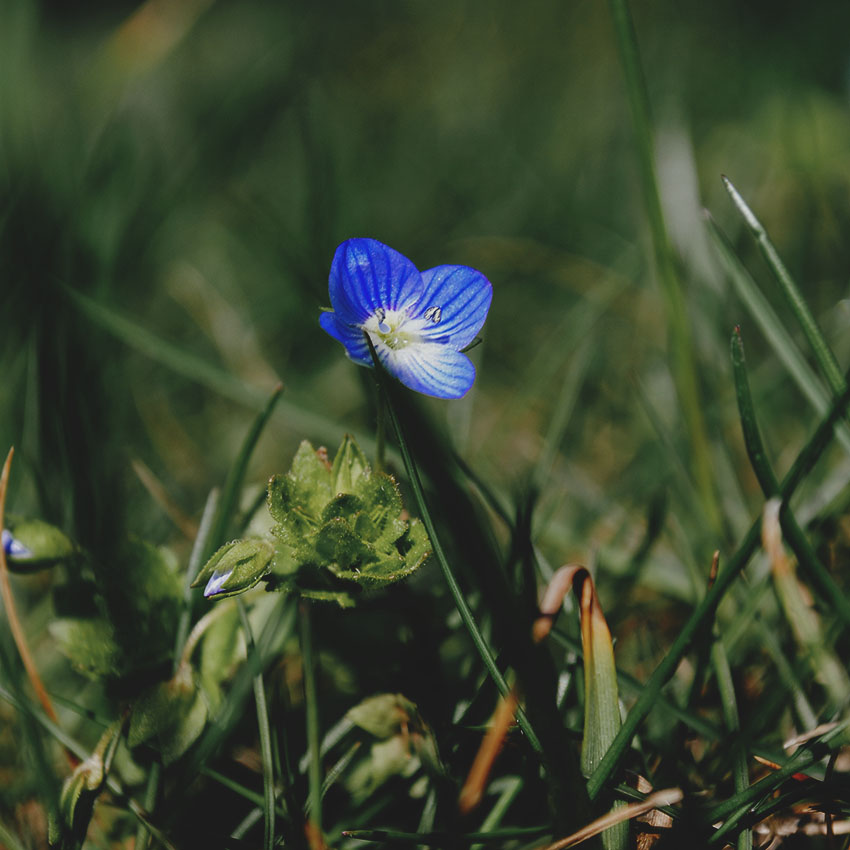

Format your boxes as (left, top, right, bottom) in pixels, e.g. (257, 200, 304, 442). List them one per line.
(363, 339, 542, 755)
(374, 391, 387, 473)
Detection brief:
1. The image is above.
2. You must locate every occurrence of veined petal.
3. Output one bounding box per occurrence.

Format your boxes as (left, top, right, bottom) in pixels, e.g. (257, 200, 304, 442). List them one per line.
(380, 343, 476, 399)
(329, 238, 424, 323)
(319, 311, 370, 365)
(412, 265, 492, 350)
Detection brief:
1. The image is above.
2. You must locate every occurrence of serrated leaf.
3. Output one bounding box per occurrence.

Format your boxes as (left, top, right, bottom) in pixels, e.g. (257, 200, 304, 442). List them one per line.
(315, 518, 375, 572)
(356, 474, 406, 546)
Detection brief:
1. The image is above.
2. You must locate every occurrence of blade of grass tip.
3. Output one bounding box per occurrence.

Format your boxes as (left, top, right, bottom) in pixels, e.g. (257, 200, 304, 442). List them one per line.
(361, 336, 543, 757)
(722, 176, 845, 394)
(205, 384, 284, 561)
(607, 0, 719, 534)
(238, 599, 276, 850)
(587, 372, 850, 800)
(707, 213, 850, 460)
(299, 602, 324, 849)
(731, 329, 850, 629)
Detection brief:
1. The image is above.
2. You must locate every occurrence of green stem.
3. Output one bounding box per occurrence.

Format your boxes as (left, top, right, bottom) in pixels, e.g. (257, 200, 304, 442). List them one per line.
(374, 392, 387, 473)
(587, 372, 850, 799)
(239, 599, 276, 850)
(607, 0, 718, 532)
(362, 335, 542, 754)
(300, 601, 323, 839)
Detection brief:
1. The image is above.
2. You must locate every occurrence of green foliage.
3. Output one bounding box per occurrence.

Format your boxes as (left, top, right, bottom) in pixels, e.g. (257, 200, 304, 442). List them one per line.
(197, 435, 431, 607)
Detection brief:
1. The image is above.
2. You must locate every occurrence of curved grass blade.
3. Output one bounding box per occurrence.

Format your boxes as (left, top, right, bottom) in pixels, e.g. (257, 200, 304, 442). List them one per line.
(707, 213, 850, 459)
(722, 176, 844, 394)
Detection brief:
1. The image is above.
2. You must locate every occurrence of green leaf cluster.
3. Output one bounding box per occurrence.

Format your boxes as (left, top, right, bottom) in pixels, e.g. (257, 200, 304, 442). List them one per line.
(196, 435, 431, 607)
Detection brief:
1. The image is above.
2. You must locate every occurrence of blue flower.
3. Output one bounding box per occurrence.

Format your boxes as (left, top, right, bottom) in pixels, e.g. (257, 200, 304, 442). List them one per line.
(320, 238, 492, 399)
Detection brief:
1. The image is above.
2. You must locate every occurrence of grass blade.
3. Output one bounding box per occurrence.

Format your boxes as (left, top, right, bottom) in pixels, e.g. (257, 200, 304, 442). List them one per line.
(707, 213, 850, 458)
(722, 176, 845, 394)
(730, 328, 850, 628)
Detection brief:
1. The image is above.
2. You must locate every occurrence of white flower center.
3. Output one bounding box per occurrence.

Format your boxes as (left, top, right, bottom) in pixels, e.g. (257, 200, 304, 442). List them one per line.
(364, 308, 432, 351)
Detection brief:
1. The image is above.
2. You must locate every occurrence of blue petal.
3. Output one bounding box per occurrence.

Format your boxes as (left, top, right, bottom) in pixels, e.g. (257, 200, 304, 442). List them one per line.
(319, 311, 371, 365)
(204, 567, 232, 598)
(329, 238, 424, 323)
(411, 265, 492, 350)
(380, 344, 476, 399)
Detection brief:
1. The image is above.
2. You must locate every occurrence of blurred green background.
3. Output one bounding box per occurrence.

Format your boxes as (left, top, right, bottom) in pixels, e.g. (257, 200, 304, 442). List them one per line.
(3, 0, 850, 627)
(4, 1, 850, 844)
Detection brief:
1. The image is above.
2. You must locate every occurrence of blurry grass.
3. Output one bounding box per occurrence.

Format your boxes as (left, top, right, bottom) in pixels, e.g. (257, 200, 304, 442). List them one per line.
(3, 0, 850, 847)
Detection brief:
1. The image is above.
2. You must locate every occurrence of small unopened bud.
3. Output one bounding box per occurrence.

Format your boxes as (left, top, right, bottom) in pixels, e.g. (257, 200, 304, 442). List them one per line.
(191, 539, 276, 600)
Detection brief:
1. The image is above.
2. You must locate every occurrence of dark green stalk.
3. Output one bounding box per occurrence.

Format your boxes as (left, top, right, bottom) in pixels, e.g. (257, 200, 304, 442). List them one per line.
(607, 0, 718, 532)
(363, 338, 542, 755)
(587, 372, 850, 799)
(374, 392, 387, 473)
(731, 329, 850, 629)
(300, 601, 324, 841)
(239, 599, 276, 850)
